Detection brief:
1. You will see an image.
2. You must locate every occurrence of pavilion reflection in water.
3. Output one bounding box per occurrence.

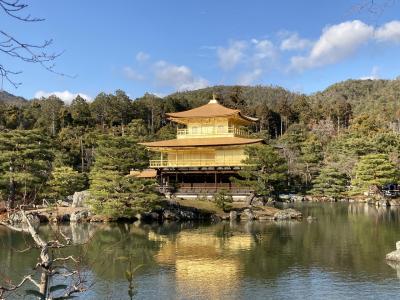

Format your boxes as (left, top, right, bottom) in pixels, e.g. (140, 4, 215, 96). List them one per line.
(150, 229, 254, 299)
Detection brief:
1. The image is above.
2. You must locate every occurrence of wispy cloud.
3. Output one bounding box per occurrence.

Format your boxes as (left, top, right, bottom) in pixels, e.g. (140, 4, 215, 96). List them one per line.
(280, 32, 313, 51)
(153, 60, 208, 91)
(34, 90, 92, 104)
(252, 39, 277, 63)
(217, 40, 247, 70)
(290, 20, 374, 71)
(122, 66, 145, 80)
(360, 66, 380, 80)
(136, 51, 150, 62)
(237, 69, 263, 85)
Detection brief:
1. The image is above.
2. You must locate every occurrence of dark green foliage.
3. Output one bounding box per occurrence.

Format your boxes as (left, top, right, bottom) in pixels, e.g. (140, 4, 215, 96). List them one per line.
(352, 154, 399, 191)
(70, 95, 93, 126)
(88, 134, 160, 218)
(214, 189, 233, 212)
(47, 166, 87, 200)
(236, 144, 288, 200)
(93, 135, 148, 174)
(0, 130, 54, 206)
(310, 167, 348, 199)
(88, 170, 160, 218)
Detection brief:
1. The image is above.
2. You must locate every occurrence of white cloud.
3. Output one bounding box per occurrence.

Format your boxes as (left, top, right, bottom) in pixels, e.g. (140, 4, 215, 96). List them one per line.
(154, 61, 208, 91)
(122, 66, 145, 80)
(290, 20, 374, 71)
(34, 90, 92, 104)
(253, 39, 276, 62)
(360, 66, 380, 80)
(217, 40, 247, 70)
(375, 21, 400, 43)
(136, 51, 150, 62)
(280, 33, 313, 51)
(238, 69, 263, 85)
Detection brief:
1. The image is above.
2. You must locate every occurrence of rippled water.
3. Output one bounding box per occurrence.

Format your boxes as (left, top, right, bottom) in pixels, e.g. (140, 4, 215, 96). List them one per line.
(1, 203, 400, 299)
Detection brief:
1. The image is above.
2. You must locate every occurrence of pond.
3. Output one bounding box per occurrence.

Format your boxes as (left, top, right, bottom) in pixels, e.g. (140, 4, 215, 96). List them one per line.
(1, 203, 400, 299)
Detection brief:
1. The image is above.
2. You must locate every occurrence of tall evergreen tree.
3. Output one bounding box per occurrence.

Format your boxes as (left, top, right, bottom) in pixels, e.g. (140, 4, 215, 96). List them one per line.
(310, 167, 348, 199)
(47, 166, 87, 200)
(93, 135, 148, 174)
(352, 153, 399, 191)
(236, 144, 287, 201)
(0, 130, 54, 207)
(70, 95, 93, 126)
(88, 134, 160, 218)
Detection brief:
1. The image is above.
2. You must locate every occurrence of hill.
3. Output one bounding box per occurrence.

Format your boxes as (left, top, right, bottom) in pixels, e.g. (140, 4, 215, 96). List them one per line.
(311, 78, 400, 119)
(0, 90, 27, 106)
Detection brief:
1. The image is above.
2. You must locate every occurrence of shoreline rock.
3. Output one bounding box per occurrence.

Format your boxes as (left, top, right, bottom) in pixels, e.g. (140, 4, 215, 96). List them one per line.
(2, 199, 303, 225)
(72, 191, 90, 208)
(386, 241, 400, 262)
(273, 208, 303, 220)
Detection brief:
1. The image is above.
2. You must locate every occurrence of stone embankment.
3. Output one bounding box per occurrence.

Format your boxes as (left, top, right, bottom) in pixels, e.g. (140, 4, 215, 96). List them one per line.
(6, 204, 303, 224)
(3, 191, 303, 225)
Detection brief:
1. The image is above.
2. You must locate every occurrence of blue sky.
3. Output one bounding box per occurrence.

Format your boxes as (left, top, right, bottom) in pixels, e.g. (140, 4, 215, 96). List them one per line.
(2, 0, 400, 102)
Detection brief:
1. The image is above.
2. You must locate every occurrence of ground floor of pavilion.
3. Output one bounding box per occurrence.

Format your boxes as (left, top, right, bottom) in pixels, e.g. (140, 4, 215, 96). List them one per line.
(154, 167, 254, 199)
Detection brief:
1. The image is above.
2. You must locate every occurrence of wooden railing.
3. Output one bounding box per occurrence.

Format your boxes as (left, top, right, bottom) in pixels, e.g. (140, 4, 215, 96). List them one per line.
(176, 126, 249, 138)
(149, 158, 245, 168)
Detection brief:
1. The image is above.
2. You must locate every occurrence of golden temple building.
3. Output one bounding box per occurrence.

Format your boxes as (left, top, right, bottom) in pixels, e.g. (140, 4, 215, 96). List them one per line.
(140, 95, 262, 198)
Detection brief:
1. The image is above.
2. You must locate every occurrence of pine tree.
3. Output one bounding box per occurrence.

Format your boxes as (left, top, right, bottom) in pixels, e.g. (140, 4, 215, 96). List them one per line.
(47, 166, 87, 200)
(214, 189, 233, 212)
(88, 169, 160, 218)
(93, 135, 148, 174)
(70, 95, 93, 126)
(87, 135, 160, 218)
(300, 134, 323, 187)
(236, 144, 287, 201)
(310, 167, 348, 199)
(352, 153, 399, 190)
(0, 130, 54, 207)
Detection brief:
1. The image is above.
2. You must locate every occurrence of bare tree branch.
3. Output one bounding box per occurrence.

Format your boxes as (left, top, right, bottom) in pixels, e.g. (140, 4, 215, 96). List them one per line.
(53, 255, 79, 264)
(351, 0, 398, 15)
(0, 0, 70, 89)
(0, 209, 88, 299)
(0, 274, 40, 298)
(0, 0, 44, 22)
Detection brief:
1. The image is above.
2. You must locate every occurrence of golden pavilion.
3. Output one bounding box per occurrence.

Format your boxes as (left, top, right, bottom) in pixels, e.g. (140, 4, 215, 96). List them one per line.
(140, 95, 262, 198)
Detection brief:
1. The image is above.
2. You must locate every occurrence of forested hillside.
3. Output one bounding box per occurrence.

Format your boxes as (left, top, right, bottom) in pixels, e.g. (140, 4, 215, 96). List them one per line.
(1, 78, 400, 211)
(0, 90, 27, 106)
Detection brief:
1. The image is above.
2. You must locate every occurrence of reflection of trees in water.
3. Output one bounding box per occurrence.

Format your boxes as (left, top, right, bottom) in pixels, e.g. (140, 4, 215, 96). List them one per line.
(0, 228, 41, 283)
(241, 203, 400, 281)
(0, 222, 163, 283)
(2, 204, 400, 290)
(348, 203, 400, 223)
(240, 221, 300, 279)
(84, 223, 162, 280)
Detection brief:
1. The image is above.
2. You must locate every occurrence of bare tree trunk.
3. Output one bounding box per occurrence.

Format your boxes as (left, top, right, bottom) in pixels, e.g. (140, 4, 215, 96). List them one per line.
(80, 137, 85, 172)
(39, 261, 49, 295)
(151, 108, 154, 134)
(7, 161, 15, 211)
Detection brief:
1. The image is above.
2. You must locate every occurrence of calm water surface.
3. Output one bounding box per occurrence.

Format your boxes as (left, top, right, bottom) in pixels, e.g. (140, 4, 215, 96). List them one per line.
(1, 203, 400, 299)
